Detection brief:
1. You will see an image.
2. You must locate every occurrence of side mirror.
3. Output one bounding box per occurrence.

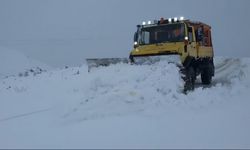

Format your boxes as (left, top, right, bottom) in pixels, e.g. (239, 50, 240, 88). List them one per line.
(134, 32, 138, 42)
(188, 27, 193, 42)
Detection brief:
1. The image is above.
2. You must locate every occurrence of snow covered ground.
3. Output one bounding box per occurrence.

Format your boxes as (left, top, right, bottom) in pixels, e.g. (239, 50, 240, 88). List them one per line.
(0, 49, 250, 148)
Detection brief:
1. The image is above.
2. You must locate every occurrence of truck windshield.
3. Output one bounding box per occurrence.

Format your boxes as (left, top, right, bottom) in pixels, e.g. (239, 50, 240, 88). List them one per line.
(140, 23, 185, 45)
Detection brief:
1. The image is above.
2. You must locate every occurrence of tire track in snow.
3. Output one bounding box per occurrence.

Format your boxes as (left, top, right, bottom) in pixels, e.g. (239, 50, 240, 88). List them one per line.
(213, 58, 241, 85)
(215, 58, 240, 75)
(0, 108, 52, 123)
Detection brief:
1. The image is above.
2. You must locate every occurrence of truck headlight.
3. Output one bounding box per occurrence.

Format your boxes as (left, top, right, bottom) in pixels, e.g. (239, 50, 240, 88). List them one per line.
(168, 18, 172, 23)
(174, 17, 178, 22)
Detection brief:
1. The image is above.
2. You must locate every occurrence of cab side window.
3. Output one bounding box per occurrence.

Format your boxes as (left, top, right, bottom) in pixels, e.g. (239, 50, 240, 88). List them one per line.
(197, 27, 204, 45)
(203, 27, 212, 46)
(195, 26, 212, 47)
(188, 27, 193, 42)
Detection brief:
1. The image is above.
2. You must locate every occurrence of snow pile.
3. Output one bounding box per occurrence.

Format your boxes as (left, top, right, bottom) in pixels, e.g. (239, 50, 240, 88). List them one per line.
(0, 46, 51, 78)
(61, 61, 183, 122)
(0, 60, 184, 122)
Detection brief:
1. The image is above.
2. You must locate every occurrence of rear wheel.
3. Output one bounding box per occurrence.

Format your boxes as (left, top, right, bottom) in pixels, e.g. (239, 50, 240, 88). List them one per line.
(201, 69, 212, 85)
(201, 61, 213, 85)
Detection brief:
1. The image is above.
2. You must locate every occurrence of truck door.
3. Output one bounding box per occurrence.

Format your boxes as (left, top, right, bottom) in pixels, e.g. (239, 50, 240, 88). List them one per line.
(196, 25, 214, 57)
(187, 26, 197, 57)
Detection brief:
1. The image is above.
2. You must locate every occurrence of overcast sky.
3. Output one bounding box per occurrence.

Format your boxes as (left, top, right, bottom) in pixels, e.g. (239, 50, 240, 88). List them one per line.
(0, 0, 249, 67)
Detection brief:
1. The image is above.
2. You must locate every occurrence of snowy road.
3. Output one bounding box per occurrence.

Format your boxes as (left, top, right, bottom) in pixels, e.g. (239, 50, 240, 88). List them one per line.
(0, 57, 250, 148)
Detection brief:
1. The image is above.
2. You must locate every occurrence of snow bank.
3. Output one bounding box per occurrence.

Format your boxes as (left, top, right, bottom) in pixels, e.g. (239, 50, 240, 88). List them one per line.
(0, 46, 51, 78)
(61, 61, 184, 122)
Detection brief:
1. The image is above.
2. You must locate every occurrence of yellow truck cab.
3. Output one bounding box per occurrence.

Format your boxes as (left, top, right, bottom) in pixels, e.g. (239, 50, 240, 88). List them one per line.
(130, 17, 215, 90)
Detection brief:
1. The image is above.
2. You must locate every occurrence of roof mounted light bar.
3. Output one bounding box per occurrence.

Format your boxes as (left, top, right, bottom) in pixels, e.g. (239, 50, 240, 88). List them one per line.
(141, 16, 185, 26)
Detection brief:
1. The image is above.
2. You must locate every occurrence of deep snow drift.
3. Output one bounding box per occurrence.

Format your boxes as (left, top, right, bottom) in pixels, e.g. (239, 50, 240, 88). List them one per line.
(0, 46, 51, 79)
(0, 52, 250, 148)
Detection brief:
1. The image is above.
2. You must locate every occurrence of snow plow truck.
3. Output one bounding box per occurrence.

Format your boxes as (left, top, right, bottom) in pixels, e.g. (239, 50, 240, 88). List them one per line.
(87, 17, 215, 92)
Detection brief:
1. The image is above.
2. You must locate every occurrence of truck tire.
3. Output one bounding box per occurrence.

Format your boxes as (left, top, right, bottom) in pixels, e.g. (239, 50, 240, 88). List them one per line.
(201, 69, 212, 85)
(184, 66, 195, 92)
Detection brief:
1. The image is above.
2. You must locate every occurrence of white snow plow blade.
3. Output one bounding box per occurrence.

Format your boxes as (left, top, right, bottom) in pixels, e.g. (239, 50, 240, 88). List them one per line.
(132, 55, 181, 65)
(86, 55, 182, 72)
(86, 58, 129, 72)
